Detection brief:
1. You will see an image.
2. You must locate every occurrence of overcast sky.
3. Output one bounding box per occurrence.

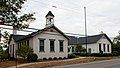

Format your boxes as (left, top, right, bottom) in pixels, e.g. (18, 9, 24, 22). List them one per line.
(4, 0, 120, 37)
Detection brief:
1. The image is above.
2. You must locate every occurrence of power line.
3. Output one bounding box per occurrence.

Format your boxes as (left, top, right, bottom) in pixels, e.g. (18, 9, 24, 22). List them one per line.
(65, 32, 85, 36)
(0, 25, 85, 36)
(0, 26, 34, 32)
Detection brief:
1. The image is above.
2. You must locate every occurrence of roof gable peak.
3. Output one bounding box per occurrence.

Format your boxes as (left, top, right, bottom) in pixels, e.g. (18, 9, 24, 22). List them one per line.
(46, 11, 54, 17)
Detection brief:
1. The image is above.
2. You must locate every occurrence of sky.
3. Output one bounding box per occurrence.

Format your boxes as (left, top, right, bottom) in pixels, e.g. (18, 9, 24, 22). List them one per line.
(1, 0, 120, 38)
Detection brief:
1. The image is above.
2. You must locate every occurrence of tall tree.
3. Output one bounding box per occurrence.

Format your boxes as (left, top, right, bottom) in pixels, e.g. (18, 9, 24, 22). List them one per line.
(112, 42, 120, 55)
(0, 0, 35, 29)
(2, 31, 10, 48)
(0, 45, 3, 59)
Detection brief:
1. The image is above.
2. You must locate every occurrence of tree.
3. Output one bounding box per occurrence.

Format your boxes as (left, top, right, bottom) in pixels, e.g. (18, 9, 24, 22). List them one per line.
(2, 31, 10, 48)
(0, 45, 3, 59)
(76, 45, 86, 53)
(16, 45, 33, 60)
(0, 0, 35, 29)
(0, 48, 9, 60)
(112, 42, 120, 55)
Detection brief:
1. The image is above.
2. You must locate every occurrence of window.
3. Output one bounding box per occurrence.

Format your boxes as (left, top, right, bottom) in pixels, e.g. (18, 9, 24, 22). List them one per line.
(72, 46, 75, 52)
(59, 40, 64, 52)
(10, 45, 12, 53)
(26, 40, 29, 46)
(68, 47, 70, 52)
(22, 42, 23, 45)
(88, 48, 91, 53)
(39, 39, 45, 52)
(12, 44, 14, 56)
(20, 42, 21, 48)
(50, 40, 55, 52)
(18, 43, 20, 49)
(103, 44, 106, 52)
(107, 44, 110, 52)
(99, 43, 101, 52)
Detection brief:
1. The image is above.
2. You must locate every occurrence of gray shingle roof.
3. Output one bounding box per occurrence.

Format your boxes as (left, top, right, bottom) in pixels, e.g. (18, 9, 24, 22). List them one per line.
(8, 34, 25, 44)
(68, 34, 112, 45)
(9, 25, 69, 42)
(13, 35, 25, 42)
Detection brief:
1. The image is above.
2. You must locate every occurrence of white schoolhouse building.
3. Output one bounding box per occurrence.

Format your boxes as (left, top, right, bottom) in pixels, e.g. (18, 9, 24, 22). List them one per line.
(68, 33, 112, 54)
(8, 11, 69, 59)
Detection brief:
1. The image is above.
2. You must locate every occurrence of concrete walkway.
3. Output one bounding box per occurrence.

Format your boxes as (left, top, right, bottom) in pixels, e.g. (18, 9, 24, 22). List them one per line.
(8, 57, 87, 68)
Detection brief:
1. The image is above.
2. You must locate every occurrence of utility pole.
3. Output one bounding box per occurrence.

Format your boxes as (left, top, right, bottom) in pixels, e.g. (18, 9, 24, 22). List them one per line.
(84, 7, 88, 56)
(0, 28, 1, 42)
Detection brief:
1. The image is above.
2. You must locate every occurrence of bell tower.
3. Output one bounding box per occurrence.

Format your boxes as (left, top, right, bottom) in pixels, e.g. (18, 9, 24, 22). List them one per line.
(45, 11, 54, 27)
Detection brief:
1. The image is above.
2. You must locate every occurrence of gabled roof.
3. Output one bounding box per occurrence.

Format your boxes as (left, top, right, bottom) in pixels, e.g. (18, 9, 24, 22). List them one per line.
(45, 11, 54, 17)
(68, 34, 112, 45)
(9, 25, 69, 42)
(8, 34, 25, 44)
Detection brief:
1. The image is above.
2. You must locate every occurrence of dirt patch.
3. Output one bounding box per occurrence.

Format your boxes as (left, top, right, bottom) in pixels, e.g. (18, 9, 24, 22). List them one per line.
(0, 61, 16, 68)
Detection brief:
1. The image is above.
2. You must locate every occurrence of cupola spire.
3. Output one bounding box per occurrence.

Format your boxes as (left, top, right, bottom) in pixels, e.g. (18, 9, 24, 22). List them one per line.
(45, 11, 54, 27)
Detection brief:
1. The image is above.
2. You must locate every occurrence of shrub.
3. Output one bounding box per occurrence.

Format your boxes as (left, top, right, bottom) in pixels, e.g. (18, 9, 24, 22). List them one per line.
(63, 57, 67, 59)
(68, 54, 76, 59)
(43, 58, 47, 60)
(48, 57, 52, 60)
(74, 52, 87, 56)
(53, 57, 57, 60)
(112, 51, 119, 56)
(90, 53, 113, 57)
(27, 53, 38, 62)
(58, 57, 62, 59)
(0, 50, 9, 60)
(16, 45, 33, 60)
(100, 50, 103, 54)
(102, 53, 113, 57)
(90, 53, 101, 57)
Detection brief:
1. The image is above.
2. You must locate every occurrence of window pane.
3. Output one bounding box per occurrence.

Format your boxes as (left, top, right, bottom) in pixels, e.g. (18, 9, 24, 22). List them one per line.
(26, 40, 29, 46)
(107, 44, 109, 52)
(50, 40, 54, 52)
(72, 46, 74, 52)
(103, 44, 106, 52)
(59, 41, 63, 52)
(88, 48, 91, 53)
(68, 47, 70, 52)
(40, 46, 44, 52)
(99, 43, 101, 52)
(39, 40, 44, 52)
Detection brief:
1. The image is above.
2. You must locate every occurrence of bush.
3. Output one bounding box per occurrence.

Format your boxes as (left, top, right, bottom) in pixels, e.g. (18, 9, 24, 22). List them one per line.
(16, 45, 33, 60)
(43, 58, 47, 60)
(58, 57, 62, 59)
(0, 51, 9, 60)
(90, 53, 113, 57)
(63, 57, 67, 59)
(48, 57, 52, 60)
(53, 57, 57, 60)
(27, 53, 38, 62)
(102, 53, 113, 57)
(112, 51, 119, 56)
(68, 54, 76, 59)
(90, 53, 101, 57)
(73, 52, 87, 56)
